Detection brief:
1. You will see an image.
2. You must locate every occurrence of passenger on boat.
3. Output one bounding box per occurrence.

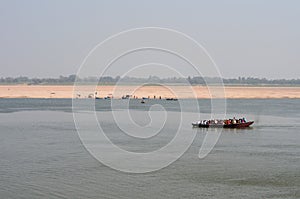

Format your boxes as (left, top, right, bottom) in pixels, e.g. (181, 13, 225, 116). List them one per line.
(232, 117, 236, 124)
(243, 117, 246, 123)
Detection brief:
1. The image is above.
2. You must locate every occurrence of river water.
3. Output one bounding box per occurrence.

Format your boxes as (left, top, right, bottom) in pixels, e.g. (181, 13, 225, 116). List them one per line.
(0, 98, 299, 198)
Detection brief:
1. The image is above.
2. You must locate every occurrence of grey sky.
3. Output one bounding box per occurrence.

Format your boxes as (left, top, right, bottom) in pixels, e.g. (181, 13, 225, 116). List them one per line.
(0, 0, 299, 79)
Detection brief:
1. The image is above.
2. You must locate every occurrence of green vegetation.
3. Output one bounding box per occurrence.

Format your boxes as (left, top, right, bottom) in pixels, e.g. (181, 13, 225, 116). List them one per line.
(0, 75, 299, 86)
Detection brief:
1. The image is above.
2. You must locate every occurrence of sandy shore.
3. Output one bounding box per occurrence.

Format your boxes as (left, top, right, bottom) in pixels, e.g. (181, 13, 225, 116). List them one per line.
(0, 85, 299, 99)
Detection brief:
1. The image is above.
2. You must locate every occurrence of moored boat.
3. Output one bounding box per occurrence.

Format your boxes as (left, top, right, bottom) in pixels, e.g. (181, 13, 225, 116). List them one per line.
(166, 98, 178, 101)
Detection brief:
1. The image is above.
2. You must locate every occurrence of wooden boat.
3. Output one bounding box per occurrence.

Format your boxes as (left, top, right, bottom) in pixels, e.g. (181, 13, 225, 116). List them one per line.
(166, 98, 178, 101)
(192, 120, 254, 128)
(121, 95, 132, 99)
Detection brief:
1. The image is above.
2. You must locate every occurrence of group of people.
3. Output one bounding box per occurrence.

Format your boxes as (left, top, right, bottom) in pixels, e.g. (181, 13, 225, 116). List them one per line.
(199, 117, 247, 125)
(224, 117, 247, 125)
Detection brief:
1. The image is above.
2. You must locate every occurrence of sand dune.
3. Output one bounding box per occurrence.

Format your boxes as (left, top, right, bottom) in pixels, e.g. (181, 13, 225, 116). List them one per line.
(0, 85, 299, 99)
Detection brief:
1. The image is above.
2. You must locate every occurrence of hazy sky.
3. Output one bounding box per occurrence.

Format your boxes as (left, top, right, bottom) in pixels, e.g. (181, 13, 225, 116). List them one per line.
(0, 0, 299, 79)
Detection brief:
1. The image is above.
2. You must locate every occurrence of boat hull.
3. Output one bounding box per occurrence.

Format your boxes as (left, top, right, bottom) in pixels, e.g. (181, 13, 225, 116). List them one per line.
(192, 121, 254, 128)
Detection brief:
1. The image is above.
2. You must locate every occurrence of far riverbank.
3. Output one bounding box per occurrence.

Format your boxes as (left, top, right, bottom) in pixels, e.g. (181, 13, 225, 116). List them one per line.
(0, 85, 299, 99)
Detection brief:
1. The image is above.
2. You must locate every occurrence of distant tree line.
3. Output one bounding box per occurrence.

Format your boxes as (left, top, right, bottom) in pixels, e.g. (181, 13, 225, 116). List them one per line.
(0, 75, 300, 85)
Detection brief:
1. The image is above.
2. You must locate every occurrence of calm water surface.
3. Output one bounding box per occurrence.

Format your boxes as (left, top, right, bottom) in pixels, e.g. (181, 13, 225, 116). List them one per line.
(0, 99, 299, 199)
